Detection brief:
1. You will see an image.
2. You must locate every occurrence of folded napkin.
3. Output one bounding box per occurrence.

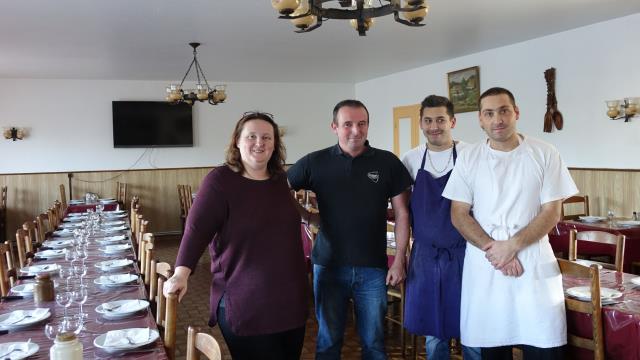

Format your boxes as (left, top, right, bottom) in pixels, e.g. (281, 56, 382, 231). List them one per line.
(101, 274, 135, 284)
(13, 283, 35, 293)
(0, 308, 49, 326)
(36, 249, 66, 258)
(103, 300, 144, 313)
(103, 220, 125, 226)
(103, 226, 127, 232)
(101, 259, 131, 268)
(98, 235, 127, 242)
(103, 328, 150, 347)
(23, 264, 58, 274)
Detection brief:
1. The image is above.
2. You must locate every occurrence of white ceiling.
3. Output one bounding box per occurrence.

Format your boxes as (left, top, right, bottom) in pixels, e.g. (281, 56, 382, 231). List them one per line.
(1, 0, 639, 83)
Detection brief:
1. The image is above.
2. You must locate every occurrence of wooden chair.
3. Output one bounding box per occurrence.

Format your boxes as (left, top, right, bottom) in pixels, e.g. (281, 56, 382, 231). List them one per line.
(562, 195, 589, 220)
(116, 182, 128, 209)
(59, 184, 68, 211)
(136, 218, 149, 259)
(139, 234, 155, 286)
(150, 260, 176, 359)
(21, 222, 36, 253)
(34, 214, 49, 245)
(0, 243, 18, 296)
(0, 186, 6, 244)
(186, 326, 222, 360)
(557, 258, 605, 360)
(569, 229, 625, 272)
(14, 228, 34, 268)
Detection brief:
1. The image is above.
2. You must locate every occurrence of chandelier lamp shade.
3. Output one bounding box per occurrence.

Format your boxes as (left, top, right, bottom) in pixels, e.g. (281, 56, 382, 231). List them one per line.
(166, 43, 227, 106)
(271, 0, 428, 36)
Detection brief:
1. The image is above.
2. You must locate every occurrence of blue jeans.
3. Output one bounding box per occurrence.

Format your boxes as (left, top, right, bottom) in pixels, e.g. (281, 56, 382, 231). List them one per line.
(426, 336, 481, 360)
(313, 264, 388, 360)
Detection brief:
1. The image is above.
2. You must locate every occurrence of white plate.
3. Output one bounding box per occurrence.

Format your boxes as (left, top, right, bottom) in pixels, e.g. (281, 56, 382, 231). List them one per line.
(102, 220, 125, 227)
(99, 198, 117, 204)
(566, 286, 623, 301)
(630, 277, 640, 286)
(42, 239, 74, 248)
(94, 273, 138, 286)
(99, 244, 131, 254)
(51, 230, 74, 238)
(59, 222, 84, 229)
(69, 199, 85, 204)
(10, 283, 35, 296)
(93, 328, 159, 353)
(95, 299, 150, 319)
(104, 210, 126, 214)
(578, 216, 607, 223)
(19, 264, 60, 275)
(103, 213, 127, 219)
(67, 212, 86, 217)
(95, 259, 134, 271)
(0, 341, 40, 359)
(574, 260, 603, 270)
(34, 249, 67, 259)
(617, 220, 640, 227)
(0, 309, 51, 329)
(101, 226, 127, 233)
(95, 234, 127, 244)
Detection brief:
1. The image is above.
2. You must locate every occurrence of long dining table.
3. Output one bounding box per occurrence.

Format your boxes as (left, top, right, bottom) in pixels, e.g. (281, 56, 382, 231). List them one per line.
(564, 269, 640, 359)
(0, 205, 168, 359)
(549, 219, 640, 274)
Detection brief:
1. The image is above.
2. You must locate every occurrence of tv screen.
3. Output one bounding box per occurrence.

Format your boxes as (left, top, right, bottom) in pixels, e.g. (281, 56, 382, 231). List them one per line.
(112, 101, 193, 147)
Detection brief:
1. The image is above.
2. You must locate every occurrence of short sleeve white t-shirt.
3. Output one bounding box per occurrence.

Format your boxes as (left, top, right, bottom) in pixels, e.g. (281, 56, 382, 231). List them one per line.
(401, 141, 468, 181)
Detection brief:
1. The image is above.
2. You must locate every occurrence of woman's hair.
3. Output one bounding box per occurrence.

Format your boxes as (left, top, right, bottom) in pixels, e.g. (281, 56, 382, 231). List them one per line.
(225, 112, 286, 177)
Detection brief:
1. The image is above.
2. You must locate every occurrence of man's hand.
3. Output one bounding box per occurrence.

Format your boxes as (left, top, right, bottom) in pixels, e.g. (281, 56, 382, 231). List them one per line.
(386, 259, 406, 287)
(500, 257, 524, 277)
(485, 239, 519, 269)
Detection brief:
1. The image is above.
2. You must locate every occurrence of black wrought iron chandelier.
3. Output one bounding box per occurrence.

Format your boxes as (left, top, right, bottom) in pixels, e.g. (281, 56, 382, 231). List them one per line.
(166, 43, 227, 106)
(272, 0, 428, 36)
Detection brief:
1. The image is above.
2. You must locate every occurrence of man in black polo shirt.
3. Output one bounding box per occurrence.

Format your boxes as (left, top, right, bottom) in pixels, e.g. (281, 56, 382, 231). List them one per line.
(288, 99, 411, 360)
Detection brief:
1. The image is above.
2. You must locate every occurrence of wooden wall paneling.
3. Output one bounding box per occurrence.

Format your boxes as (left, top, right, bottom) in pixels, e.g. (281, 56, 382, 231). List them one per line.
(0, 167, 212, 236)
(568, 169, 639, 218)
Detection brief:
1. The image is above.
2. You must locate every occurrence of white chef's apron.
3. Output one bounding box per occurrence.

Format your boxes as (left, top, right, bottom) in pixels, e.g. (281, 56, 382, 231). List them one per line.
(461, 138, 567, 348)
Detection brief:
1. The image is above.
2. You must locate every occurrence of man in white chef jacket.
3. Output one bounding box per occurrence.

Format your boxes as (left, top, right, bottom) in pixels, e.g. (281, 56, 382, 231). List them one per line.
(442, 87, 577, 359)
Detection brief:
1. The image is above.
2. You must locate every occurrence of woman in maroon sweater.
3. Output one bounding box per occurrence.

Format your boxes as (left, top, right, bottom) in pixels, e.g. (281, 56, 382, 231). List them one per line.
(163, 112, 309, 359)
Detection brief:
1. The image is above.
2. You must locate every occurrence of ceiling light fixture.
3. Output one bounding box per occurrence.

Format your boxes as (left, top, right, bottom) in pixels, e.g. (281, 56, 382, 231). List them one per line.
(272, 0, 428, 36)
(166, 43, 227, 106)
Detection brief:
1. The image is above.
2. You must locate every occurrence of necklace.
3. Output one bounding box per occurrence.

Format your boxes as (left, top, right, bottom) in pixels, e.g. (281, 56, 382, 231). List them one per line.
(426, 142, 454, 174)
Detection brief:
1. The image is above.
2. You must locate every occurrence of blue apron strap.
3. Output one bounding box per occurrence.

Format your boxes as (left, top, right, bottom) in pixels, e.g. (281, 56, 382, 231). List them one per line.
(452, 141, 458, 165)
(420, 146, 428, 170)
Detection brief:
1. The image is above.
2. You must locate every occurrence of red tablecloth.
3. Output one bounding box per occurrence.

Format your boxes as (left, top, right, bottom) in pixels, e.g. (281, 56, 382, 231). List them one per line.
(563, 269, 640, 360)
(66, 203, 119, 214)
(549, 220, 640, 273)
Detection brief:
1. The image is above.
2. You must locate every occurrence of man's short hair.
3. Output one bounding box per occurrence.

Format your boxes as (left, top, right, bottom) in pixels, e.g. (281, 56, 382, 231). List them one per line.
(420, 95, 454, 118)
(479, 87, 517, 111)
(332, 99, 370, 124)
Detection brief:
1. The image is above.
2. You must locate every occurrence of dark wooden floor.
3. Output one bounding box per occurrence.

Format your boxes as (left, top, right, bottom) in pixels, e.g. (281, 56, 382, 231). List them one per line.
(154, 235, 439, 360)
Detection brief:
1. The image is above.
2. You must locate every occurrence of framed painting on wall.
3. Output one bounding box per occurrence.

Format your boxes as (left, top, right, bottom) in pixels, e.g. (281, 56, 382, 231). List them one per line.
(447, 66, 480, 113)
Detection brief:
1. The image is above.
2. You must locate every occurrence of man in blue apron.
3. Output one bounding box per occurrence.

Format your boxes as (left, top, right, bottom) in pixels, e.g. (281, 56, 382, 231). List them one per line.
(401, 95, 480, 360)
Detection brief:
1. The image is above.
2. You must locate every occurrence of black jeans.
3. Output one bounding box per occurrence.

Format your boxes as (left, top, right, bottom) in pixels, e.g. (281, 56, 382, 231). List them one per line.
(481, 345, 565, 360)
(216, 300, 305, 360)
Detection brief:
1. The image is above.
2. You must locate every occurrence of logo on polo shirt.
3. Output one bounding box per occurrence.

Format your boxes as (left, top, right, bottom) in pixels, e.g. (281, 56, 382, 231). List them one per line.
(367, 171, 380, 183)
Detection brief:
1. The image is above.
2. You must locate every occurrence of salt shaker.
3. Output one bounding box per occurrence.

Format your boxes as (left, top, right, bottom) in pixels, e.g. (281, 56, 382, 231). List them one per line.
(33, 273, 55, 303)
(50, 332, 83, 360)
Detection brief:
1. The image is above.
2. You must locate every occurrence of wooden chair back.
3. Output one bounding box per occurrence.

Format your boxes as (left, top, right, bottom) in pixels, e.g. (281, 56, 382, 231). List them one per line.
(0, 186, 6, 209)
(59, 184, 68, 210)
(569, 229, 625, 272)
(186, 326, 222, 360)
(150, 261, 176, 359)
(21, 222, 35, 253)
(557, 258, 604, 360)
(34, 215, 48, 245)
(137, 218, 149, 257)
(562, 195, 590, 220)
(140, 235, 155, 285)
(14, 228, 33, 268)
(116, 182, 128, 208)
(0, 243, 18, 296)
(0, 186, 6, 244)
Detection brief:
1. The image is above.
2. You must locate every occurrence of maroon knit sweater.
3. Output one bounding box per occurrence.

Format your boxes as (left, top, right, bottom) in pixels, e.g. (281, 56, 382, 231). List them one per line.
(175, 165, 308, 335)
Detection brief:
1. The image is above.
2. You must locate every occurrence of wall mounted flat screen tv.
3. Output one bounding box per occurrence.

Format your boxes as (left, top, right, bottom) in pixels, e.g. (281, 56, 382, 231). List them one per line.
(112, 101, 193, 147)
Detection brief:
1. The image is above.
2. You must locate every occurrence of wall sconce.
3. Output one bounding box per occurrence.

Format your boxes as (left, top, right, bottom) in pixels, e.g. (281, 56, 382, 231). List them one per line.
(606, 98, 639, 122)
(3, 127, 25, 141)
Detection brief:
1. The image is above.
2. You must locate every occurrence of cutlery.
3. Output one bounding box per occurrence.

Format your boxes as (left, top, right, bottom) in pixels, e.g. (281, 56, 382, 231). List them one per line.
(0, 296, 24, 302)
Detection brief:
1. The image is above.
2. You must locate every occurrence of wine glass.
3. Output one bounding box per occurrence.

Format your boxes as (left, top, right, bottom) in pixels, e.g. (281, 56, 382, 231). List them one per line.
(55, 291, 73, 321)
(73, 263, 88, 286)
(59, 266, 74, 288)
(64, 247, 77, 265)
(75, 248, 88, 267)
(44, 322, 63, 341)
(71, 285, 89, 320)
